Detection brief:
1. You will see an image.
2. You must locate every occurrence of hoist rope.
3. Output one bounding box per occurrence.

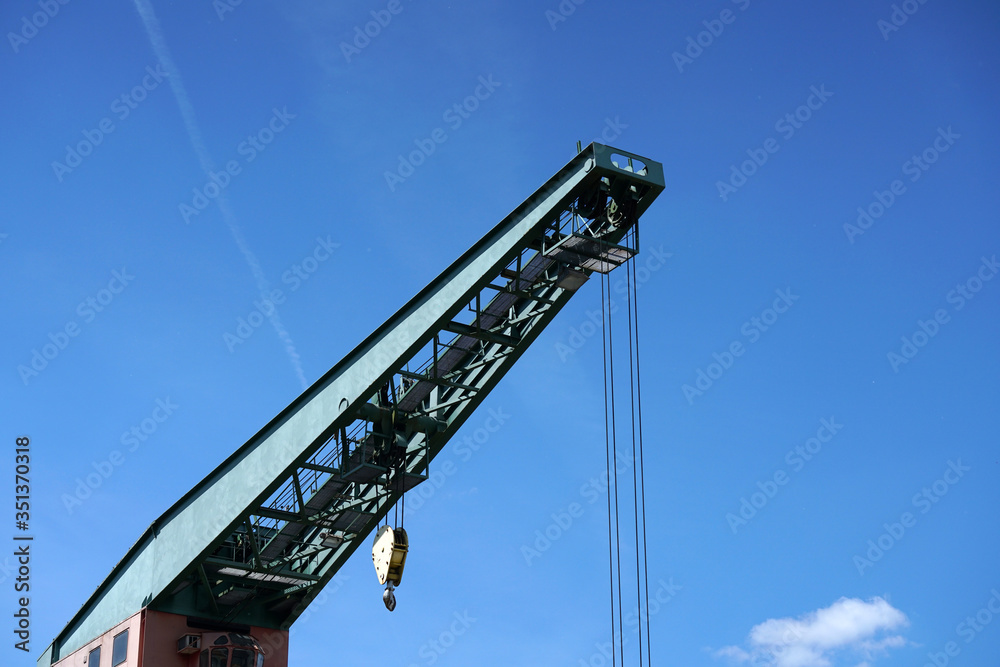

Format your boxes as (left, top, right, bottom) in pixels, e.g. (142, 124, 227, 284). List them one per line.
(607, 269, 625, 667)
(625, 230, 643, 666)
(629, 228, 652, 665)
(601, 225, 652, 666)
(636, 239, 652, 665)
(601, 273, 618, 666)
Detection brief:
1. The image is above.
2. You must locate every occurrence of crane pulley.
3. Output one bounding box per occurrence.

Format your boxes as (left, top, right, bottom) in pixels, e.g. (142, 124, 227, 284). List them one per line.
(372, 525, 408, 611)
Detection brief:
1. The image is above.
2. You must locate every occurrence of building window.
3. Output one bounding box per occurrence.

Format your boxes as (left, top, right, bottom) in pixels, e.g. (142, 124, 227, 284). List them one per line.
(199, 648, 229, 667)
(231, 648, 255, 667)
(112, 629, 129, 666)
(210, 648, 228, 667)
(88, 646, 101, 666)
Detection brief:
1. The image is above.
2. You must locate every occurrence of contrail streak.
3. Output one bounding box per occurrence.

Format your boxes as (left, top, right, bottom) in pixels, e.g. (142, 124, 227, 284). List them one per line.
(133, 0, 308, 389)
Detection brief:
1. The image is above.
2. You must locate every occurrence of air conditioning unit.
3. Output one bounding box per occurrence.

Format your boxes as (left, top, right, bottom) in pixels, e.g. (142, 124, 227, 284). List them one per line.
(176, 634, 201, 655)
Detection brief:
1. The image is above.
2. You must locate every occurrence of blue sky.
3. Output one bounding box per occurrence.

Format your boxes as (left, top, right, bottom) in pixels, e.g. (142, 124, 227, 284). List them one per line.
(3, 0, 999, 665)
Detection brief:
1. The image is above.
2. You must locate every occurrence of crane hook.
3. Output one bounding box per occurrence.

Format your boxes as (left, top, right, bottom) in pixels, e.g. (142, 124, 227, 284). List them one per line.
(383, 581, 397, 611)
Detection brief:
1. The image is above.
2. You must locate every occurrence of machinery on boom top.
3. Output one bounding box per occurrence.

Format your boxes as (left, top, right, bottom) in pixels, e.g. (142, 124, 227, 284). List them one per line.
(40, 143, 664, 667)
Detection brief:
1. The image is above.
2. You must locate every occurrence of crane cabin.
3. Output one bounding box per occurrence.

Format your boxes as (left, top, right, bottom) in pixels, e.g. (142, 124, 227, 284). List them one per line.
(49, 609, 285, 667)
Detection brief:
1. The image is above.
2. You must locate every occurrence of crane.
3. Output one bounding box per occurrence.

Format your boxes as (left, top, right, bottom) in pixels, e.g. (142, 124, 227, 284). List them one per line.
(39, 142, 665, 667)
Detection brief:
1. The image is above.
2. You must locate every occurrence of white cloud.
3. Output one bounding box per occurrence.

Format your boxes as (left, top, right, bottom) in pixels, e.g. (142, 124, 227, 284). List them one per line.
(714, 597, 908, 667)
(716, 646, 752, 661)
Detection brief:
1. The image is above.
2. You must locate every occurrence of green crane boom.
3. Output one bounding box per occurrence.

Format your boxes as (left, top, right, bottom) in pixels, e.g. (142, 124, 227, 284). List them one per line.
(41, 143, 664, 665)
